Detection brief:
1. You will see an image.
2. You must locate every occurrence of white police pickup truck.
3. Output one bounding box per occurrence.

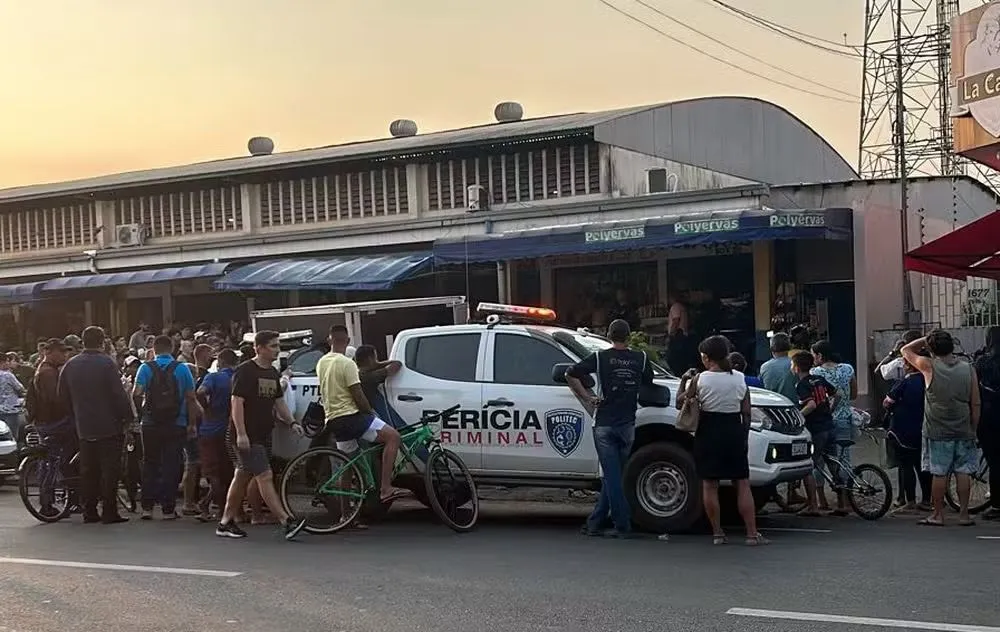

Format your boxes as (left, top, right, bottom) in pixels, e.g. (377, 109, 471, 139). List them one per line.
(276, 302, 813, 533)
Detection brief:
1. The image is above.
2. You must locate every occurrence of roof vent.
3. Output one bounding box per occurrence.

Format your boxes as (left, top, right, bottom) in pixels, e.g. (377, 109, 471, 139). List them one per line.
(389, 119, 418, 137)
(247, 136, 274, 156)
(494, 102, 524, 123)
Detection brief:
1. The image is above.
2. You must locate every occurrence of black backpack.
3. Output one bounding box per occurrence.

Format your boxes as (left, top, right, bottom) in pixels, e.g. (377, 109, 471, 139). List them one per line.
(143, 360, 181, 425)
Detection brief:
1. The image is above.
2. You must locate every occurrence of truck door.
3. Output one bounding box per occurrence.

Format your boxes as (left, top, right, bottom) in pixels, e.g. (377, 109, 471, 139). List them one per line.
(481, 330, 599, 477)
(384, 331, 485, 470)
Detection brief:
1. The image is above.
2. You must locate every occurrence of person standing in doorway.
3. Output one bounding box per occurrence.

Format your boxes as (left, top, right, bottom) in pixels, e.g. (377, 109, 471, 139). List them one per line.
(667, 291, 692, 375)
(57, 326, 133, 524)
(901, 330, 981, 527)
(973, 326, 1000, 520)
(566, 319, 653, 538)
(216, 330, 306, 540)
(133, 335, 199, 520)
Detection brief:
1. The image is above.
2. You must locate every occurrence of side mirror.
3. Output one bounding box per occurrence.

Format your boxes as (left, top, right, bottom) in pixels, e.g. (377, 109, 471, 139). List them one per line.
(552, 363, 595, 389)
(639, 383, 671, 408)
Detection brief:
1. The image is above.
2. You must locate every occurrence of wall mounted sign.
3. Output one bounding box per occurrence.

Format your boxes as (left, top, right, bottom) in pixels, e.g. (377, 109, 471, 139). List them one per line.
(672, 218, 740, 234)
(583, 226, 645, 243)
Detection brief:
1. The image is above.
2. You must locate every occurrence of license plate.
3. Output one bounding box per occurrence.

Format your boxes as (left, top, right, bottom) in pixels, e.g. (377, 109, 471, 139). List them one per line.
(791, 442, 808, 457)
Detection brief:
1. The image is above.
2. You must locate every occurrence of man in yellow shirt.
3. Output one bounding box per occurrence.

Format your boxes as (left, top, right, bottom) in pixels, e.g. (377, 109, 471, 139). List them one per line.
(316, 324, 408, 503)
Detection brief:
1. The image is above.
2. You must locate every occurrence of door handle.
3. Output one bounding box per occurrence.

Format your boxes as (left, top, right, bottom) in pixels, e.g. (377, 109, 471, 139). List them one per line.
(485, 398, 515, 407)
(397, 393, 423, 402)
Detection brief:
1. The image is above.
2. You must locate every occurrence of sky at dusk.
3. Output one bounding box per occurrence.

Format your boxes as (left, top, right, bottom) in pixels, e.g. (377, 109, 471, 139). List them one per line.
(0, 0, 976, 188)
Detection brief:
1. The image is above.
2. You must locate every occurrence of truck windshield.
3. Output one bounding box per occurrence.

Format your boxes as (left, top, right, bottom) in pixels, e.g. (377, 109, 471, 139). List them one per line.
(550, 330, 674, 379)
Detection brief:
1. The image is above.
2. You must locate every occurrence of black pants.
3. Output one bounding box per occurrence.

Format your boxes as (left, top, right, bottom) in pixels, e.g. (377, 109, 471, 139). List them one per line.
(896, 444, 931, 504)
(978, 419, 1000, 510)
(79, 435, 124, 519)
(141, 425, 186, 513)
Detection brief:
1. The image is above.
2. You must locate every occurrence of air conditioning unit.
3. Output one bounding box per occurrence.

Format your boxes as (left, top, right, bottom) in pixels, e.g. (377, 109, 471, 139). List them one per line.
(115, 223, 146, 247)
(646, 168, 678, 194)
(467, 185, 489, 212)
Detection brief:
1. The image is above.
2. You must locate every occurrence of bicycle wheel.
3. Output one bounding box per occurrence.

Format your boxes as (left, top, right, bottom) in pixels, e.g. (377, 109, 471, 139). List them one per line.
(945, 463, 991, 514)
(18, 455, 72, 523)
(423, 447, 478, 532)
(847, 463, 893, 520)
(279, 447, 366, 534)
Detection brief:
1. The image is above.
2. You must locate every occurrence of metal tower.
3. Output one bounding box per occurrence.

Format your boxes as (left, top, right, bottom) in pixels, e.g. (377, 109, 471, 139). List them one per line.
(858, 0, 961, 180)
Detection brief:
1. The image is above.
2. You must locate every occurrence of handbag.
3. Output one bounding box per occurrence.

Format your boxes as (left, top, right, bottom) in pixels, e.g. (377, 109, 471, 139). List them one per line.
(675, 373, 700, 432)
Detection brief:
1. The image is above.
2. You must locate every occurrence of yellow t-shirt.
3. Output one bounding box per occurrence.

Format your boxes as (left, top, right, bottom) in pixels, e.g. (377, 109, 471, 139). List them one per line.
(316, 352, 360, 421)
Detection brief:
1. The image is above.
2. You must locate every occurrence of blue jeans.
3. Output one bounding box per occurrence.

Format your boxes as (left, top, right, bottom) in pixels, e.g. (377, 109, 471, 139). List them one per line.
(586, 424, 635, 533)
(140, 425, 186, 512)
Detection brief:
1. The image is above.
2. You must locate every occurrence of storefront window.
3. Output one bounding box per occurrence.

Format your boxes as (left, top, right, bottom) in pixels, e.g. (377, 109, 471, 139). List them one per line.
(553, 262, 659, 331)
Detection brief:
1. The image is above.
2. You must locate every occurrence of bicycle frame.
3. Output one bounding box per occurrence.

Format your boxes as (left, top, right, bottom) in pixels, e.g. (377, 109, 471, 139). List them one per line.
(316, 420, 438, 499)
(816, 452, 857, 491)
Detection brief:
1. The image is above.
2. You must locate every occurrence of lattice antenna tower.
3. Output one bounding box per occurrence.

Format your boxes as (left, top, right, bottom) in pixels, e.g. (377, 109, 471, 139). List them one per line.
(858, 0, 962, 180)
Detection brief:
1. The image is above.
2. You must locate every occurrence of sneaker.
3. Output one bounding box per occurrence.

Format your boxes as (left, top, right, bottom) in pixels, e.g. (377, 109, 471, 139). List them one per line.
(579, 525, 603, 537)
(162, 510, 180, 521)
(216, 522, 248, 539)
(283, 517, 307, 541)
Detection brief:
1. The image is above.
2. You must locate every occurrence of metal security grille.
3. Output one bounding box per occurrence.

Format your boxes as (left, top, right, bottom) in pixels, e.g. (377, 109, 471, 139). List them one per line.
(113, 187, 243, 238)
(920, 274, 999, 328)
(0, 203, 97, 253)
(426, 142, 600, 211)
(260, 168, 408, 228)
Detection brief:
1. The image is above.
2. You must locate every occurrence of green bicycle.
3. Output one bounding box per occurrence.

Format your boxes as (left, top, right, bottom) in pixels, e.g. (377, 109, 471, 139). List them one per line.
(278, 404, 478, 533)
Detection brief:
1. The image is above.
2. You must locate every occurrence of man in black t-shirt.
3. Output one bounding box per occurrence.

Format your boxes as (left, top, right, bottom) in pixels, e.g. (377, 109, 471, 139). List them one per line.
(566, 319, 653, 538)
(216, 330, 307, 541)
(354, 345, 402, 417)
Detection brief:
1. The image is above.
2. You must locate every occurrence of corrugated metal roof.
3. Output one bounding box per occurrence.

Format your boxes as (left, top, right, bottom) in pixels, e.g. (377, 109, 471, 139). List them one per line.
(0, 104, 657, 204)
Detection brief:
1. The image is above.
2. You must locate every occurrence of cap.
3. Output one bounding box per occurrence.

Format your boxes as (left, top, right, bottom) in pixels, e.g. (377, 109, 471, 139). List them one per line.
(45, 337, 66, 351)
(62, 335, 82, 349)
(607, 319, 631, 343)
(123, 355, 140, 367)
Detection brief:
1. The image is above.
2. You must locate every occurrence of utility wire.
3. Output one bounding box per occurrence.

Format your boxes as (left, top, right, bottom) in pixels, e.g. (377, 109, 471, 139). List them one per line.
(635, 0, 858, 99)
(695, 0, 863, 59)
(596, 0, 858, 103)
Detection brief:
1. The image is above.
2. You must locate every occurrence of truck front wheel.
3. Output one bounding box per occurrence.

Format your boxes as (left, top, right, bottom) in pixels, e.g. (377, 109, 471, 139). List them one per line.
(624, 443, 702, 533)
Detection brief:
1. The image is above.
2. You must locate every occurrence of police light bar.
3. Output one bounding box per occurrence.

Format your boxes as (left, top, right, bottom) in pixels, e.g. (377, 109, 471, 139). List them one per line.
(476, 302, 557, 322)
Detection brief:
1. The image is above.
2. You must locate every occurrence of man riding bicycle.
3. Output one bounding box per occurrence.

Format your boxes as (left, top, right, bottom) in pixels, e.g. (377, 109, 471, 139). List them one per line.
(316, 325, 409, 512)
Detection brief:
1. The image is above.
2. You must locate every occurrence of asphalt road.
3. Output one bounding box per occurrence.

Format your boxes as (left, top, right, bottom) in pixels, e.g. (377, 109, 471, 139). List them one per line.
(0, 486, 998, 632)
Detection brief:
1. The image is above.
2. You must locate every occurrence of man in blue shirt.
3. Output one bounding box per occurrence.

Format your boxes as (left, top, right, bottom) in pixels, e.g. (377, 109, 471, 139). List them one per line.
(196, 348, 237, 522)
(132, 335, 198, 520)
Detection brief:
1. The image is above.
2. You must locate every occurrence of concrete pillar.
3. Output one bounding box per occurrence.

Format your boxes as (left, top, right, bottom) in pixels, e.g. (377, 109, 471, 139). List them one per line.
(161, 286, 173, 326)
(406, 164, 426, 218)
(84, 300, 94, 326)
(540, 260, 554, 307)
(240, 183, 261, 234)
(94, 200, 116, 249)
(245, 297, 256, 328)
(752, 240, 775, 366)
(657, 255, 668, 307)
(496, 262, 509, 303)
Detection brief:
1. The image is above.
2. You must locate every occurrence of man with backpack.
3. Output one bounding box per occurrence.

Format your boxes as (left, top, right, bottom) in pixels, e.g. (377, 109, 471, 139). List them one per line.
(132, 335, 199, 520)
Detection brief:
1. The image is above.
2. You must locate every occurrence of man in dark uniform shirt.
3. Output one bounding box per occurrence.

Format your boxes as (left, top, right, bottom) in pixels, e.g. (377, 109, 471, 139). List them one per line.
(354, 345, 402, 418)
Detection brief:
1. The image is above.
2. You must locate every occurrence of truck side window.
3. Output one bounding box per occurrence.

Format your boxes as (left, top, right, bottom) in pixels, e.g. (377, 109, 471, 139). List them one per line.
(405, 333, 480, 382)
(493, 333, 572, 386)
(286, 348, 325, 375)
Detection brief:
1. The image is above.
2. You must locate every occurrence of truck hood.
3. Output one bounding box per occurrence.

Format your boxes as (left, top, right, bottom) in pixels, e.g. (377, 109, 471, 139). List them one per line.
(654, 378, 793, 407)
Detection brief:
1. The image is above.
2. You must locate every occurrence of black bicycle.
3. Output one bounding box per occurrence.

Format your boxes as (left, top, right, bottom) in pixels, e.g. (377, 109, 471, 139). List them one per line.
(18, 425, 134, 523)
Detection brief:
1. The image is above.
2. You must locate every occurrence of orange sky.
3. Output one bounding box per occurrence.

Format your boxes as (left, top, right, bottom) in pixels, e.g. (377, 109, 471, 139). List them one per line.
(0, 0, 913, 188)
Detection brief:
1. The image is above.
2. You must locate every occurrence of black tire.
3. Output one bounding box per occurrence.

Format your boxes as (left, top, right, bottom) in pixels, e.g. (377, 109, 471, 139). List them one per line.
(624, 442, 702, 533)
(278, 447, 366, 534)
(847, 463, 893, 520)
(423, 448, 478, 532)
(945, 465, 991, 514)
(18, 455, 72, 523)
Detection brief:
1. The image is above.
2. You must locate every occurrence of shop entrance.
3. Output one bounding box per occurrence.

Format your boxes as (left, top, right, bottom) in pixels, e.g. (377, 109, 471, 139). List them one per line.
(666, 252, 755, 362)
(802, 281, 857, 367)
(552, 261, 659, 331)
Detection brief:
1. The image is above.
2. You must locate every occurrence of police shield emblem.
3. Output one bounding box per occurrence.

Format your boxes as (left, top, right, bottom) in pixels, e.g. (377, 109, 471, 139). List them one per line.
(545, 409, 584, 458)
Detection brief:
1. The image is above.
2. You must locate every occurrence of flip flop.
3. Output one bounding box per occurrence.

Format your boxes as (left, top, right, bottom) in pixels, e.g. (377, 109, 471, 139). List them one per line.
(379, 489, 411, 504)
(917, 518, 944, 527)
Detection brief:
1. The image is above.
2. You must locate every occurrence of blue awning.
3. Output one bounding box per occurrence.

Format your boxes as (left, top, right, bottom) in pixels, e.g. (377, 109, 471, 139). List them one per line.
(214, 254, 433, 291)
(433, 208, 853, 264)
(0, 281, 49, 306)
(42, 263, 230, 291)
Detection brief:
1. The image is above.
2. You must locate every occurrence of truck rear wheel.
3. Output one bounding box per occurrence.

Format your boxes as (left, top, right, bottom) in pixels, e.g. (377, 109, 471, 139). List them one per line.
(624, 443, 702, 533)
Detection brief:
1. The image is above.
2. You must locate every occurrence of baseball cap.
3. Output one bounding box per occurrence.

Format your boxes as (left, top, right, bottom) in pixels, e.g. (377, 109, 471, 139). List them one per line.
(123, 355, 140, 367)
(62, 334, 82, 350)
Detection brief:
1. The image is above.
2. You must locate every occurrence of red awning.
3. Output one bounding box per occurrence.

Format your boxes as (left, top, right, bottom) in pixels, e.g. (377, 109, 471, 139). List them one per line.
(904, 211, 1000, 281)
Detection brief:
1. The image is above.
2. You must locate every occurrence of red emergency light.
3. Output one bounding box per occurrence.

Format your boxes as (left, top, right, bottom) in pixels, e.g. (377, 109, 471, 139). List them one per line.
(476, 302, 558, 322)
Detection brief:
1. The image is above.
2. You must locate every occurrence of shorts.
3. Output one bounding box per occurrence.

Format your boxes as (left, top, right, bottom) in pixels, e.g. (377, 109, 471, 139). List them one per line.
(809, 429, 833, 481)
(233, 443, 270, 476)
(198, 434, 229, 479)
(225, 426, 273, 475)
(183, 437, 199, 466)
(328, 412, 387, 452)
(921, 437, 979, 477)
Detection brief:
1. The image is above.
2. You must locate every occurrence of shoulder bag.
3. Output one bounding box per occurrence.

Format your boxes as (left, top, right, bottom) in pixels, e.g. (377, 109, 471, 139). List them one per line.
(675, 373, 701, 433)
